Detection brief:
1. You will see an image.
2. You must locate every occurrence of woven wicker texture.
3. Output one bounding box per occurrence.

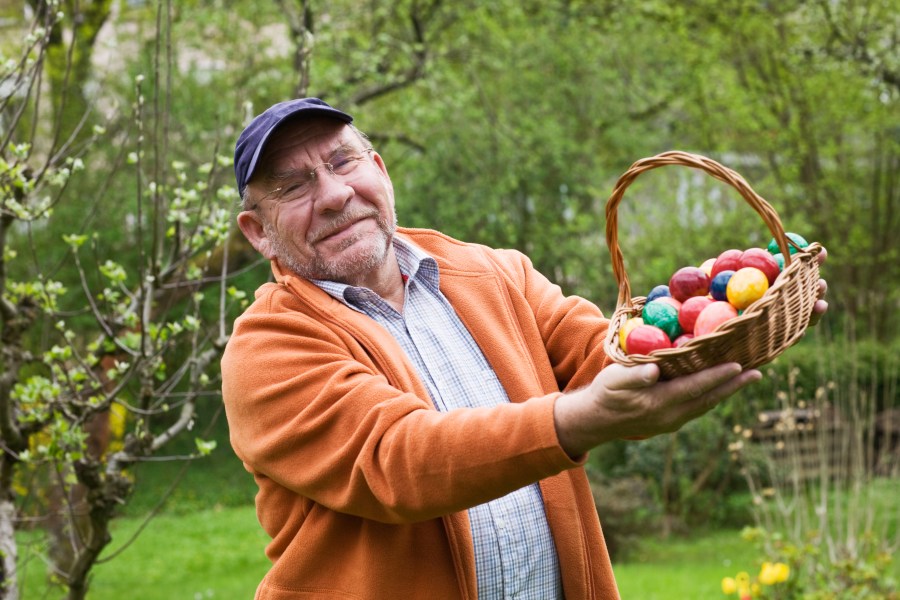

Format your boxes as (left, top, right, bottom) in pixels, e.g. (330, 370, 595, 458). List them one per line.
(603, 151, 823, 380)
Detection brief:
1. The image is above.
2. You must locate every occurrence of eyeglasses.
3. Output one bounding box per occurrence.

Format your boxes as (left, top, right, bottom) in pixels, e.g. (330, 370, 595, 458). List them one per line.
(259, 147, 374, 207)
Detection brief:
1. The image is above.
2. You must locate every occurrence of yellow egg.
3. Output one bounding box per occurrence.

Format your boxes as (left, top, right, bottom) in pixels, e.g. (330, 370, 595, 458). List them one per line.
(619, 317, 644, 351)
(726, 267, 769, 310)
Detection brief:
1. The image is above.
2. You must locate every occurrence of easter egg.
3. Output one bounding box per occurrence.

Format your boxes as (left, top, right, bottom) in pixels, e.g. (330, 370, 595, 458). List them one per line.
(699, 258, 716, 277)
(767, 232, 809, 256)
(710, 249, 743, 278)
(710, 270, 734, 302)
(646, 285, 671, 303)
(656, 296, 683, 312)
(626, 324, 673, 355)
(678, 296, 714, 334)
(618, 317, 644, 351)
(673, 333, 695, 348)
(668, 267, 711, 302)
(726, 267, 769, 310)
(740, 248, 780, 285)
(642, 299, 682, 340)
(772, 252, 785, 271)
(694, 301, 739, 337)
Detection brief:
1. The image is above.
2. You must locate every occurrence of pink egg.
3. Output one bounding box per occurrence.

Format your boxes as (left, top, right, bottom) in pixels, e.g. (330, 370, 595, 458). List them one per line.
(694, 301, 739, 336)
(673, 333, 695, 348)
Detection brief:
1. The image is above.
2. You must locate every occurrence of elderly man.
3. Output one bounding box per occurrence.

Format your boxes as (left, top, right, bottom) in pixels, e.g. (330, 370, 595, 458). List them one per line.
(221, 98, 826, 599)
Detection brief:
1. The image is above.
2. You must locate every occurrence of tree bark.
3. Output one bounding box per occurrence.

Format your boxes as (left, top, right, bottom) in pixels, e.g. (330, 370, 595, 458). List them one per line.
(0, 499, 18, 600)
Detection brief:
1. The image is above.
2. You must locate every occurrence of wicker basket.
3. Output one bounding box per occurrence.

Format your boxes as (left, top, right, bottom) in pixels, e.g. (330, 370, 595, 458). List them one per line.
(603, 151, 823, 380)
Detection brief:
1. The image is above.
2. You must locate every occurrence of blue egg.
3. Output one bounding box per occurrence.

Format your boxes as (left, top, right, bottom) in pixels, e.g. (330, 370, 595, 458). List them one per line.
(646, 285, 671, 303)
(710, 270, 734, 301)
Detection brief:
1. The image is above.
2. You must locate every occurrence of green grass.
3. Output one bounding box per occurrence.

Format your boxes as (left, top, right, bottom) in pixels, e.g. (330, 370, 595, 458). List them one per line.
(16, 479, 900, 598)
(614, 528, 758, 600)
(19, 509, 751, 599)
(17, 505, 271, 599)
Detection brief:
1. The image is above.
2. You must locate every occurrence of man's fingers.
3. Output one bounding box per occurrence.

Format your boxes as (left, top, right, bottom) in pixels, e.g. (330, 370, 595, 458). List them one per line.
(599, 363, 660, 391)
(664, 362, 743, 401)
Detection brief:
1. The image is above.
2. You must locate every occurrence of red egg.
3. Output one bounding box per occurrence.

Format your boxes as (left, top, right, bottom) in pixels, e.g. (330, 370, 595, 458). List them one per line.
(694, 301, 739, 336)
(626, 325, 673, 355)
(678, 296, 714, 334)
(618, 317, 644, 351)
(739, 248, 780, 285)
(668, 267, 711, 302)
(710, 249, 743, 278)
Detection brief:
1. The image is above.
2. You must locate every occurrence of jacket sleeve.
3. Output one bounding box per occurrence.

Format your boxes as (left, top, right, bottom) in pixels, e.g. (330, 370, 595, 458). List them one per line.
(221, 287, 581, 525)
(490, 248, 614, 392)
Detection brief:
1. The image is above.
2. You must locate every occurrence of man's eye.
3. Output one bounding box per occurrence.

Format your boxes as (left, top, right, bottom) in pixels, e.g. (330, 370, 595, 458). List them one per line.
(331, 153, 360, 173)
(277, 181, 307, 199)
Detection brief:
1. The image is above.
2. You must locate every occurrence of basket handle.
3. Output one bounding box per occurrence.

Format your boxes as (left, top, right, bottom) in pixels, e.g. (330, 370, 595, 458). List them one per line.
(605, 150, 795, 309)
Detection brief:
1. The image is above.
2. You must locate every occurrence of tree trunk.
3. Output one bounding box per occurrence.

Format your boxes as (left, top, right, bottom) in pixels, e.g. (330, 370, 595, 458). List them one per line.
(0, 499, 18, 600)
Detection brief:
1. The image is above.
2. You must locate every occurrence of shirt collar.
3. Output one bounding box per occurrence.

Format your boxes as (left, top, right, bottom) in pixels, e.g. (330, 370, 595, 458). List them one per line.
(312, 235, 439, 304)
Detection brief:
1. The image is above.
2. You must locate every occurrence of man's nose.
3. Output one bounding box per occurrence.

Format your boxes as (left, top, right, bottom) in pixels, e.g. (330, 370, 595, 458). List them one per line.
(313, 168, 353, 212)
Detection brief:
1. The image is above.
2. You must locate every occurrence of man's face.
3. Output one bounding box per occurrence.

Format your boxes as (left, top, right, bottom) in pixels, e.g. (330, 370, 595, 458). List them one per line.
(238, 118, 397, 285)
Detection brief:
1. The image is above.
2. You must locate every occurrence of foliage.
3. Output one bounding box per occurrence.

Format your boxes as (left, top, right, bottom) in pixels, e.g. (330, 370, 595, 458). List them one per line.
(0, 3, 243, 598)
(736, 525, 898, 600)
(727, 328, 900, 599)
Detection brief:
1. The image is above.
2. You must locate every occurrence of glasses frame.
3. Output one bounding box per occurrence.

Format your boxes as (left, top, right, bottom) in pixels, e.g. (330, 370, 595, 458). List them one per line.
(251, 146, 375, 210)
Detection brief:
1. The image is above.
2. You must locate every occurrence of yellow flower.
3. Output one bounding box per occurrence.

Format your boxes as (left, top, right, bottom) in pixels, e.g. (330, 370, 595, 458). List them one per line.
(722, 577, 738, 595)
(759, 561, 790, 585)
(759, 562, 778, 585)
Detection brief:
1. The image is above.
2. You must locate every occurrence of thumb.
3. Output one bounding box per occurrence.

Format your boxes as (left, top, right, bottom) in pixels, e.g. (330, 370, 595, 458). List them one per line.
(599, 363, 660, 391)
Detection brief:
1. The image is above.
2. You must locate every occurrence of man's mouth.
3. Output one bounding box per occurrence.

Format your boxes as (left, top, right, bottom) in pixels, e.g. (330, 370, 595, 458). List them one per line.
(311, 211, 378, 244)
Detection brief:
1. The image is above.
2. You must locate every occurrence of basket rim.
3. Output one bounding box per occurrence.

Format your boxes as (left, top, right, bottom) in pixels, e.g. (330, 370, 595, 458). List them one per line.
(605, 150, 806, 310)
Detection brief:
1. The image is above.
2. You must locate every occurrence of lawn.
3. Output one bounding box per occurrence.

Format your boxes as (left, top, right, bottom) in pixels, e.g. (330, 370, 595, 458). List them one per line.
(614, 528, 758, 600)
(16, 477, 900, 597)
(17, 505, 271, 599)
(18, 503, 755, 599)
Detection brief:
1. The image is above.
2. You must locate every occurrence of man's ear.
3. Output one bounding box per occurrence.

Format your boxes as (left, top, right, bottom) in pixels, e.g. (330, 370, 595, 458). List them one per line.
(371, 151, 394, 193)
(236, 211, 276, 259)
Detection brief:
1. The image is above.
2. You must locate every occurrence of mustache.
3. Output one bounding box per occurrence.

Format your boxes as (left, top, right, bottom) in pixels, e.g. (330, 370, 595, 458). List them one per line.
(307, 208, 382, 243)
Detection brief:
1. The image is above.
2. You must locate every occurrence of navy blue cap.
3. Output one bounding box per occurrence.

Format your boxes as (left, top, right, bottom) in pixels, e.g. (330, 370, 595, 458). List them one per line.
(234, 98, 353, 192)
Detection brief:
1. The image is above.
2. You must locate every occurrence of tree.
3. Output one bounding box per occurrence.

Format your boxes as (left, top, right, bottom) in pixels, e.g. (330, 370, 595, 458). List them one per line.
(0, 3, 241, 597)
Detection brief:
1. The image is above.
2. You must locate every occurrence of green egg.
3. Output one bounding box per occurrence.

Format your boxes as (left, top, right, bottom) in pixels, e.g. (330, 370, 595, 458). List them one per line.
(641, 299, 682, 341)
(767, 232, 809, 255)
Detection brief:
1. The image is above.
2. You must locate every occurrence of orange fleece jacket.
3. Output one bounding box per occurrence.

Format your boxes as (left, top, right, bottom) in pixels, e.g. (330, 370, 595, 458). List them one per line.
(221, 228, 620, 599)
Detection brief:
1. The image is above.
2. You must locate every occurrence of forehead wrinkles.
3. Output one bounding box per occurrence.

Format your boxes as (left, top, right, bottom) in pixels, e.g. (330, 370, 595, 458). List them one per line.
(254, 119, 349, 182)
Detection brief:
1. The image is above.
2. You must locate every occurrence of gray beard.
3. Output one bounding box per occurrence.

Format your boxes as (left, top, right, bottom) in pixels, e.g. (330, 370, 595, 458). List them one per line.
(266, 209, 397, 285)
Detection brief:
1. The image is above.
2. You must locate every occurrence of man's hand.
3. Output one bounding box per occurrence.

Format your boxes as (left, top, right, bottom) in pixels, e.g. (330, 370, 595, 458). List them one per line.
(809, 246, 829, 327)
(554, 362, 761, 457)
